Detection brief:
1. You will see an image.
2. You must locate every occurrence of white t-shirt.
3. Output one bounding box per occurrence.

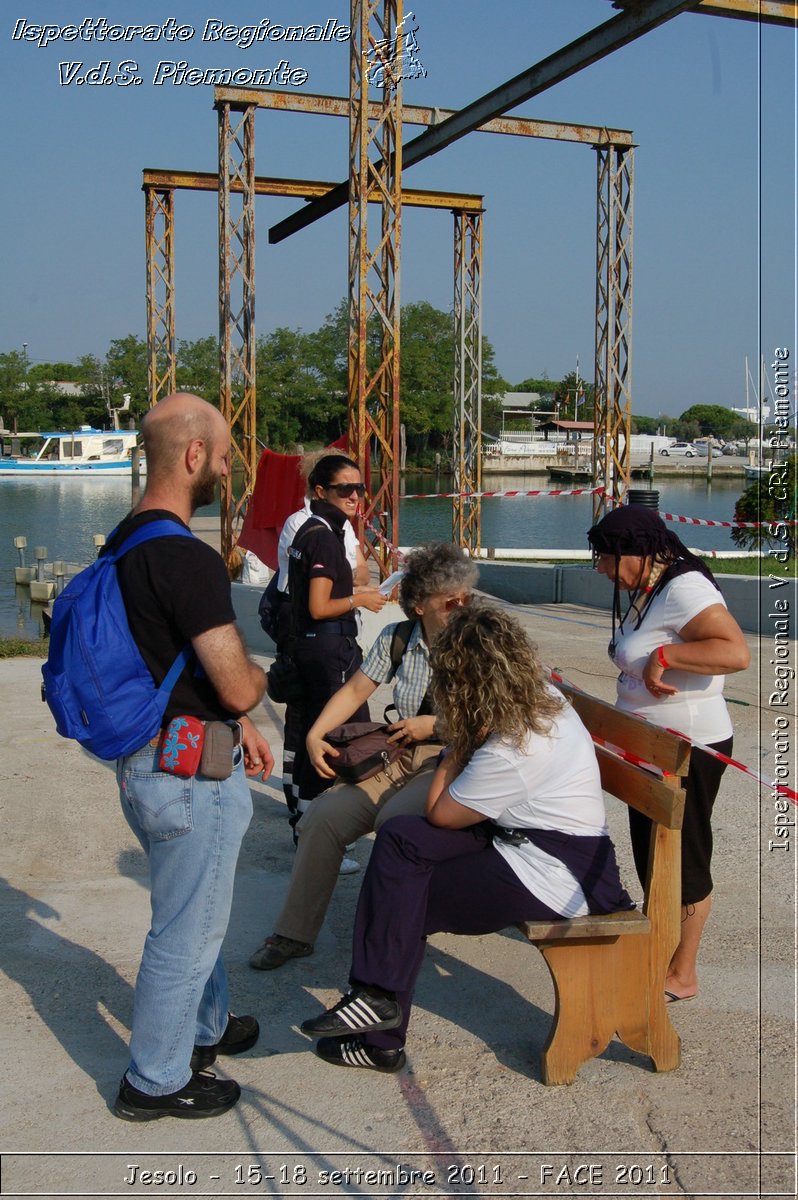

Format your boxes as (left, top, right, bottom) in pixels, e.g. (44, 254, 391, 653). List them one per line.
(611, 571, 732, 744)
(276, 500, 359, 591)
(448, 695, 611, 917)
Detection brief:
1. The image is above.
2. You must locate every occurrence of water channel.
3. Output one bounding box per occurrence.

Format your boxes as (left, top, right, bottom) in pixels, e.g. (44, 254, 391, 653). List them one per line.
(0, 472, 749, 640)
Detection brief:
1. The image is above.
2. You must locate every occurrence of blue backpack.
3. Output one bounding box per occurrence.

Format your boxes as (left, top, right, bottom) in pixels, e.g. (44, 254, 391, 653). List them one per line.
(41, 520, 195, 760)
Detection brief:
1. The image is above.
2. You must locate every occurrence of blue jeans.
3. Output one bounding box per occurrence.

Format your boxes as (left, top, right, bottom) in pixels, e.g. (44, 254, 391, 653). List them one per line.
(116, 743, 252, 1095)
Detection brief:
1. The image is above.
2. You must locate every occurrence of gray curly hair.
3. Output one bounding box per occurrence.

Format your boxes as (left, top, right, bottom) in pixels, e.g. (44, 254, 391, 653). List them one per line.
(398, 543, 479, 617)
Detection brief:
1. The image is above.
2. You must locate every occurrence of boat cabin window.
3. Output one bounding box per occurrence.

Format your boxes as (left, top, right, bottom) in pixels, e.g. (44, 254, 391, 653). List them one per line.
(62, 441, 82, 458)
(102, 439, 125, 455)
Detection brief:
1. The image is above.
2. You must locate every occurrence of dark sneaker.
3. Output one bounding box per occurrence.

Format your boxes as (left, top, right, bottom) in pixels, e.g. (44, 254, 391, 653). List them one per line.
(300, 988, 401, 1037)
(190, 1013, 260, 1073)
(113, 1071, 240, 1122)
(316, 1035, 406, 1073)
(249, 934, 313, 971)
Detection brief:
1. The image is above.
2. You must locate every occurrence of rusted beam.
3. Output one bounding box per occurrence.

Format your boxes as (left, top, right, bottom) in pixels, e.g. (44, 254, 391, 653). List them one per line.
(213, 87, 635, 147)
(142, 168, 483, 211)
(612, 0, 798, 26)
(268, 0, 692, 244)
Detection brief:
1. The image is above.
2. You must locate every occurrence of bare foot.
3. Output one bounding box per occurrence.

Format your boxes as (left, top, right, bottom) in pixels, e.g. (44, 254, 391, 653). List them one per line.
(664, 973, 697, 1003)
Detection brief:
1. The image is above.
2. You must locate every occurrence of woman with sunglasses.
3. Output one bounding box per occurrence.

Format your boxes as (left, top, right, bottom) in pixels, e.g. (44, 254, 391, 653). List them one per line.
(285, 455, 387, 823)
(271, 450, 370, 865)
(249, 543, 478, 972)
(298, 603, 633, 1072)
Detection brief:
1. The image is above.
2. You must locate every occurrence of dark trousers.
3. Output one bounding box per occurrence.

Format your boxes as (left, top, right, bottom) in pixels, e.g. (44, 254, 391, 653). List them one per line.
(629, 737, 731, 907)
(292, 632, 369, 805)
(349, 815, 561, 1051)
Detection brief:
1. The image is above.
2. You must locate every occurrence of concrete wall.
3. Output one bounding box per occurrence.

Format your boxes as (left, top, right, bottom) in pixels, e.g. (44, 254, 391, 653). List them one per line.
(231, 584, 404, 656)
(476, 561, 766, 634)
(233, 566, 766, 648)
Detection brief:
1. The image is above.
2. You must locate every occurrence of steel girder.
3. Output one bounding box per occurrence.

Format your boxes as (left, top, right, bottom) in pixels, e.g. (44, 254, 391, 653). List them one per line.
(593, 142, 634, 523)
(214, 87, 634, 149)
(268, 0, 693, 244)
(452, 212, 483, 554)
(348, 0, 403, 575)
(144, 187, 175, 408)
(217, 102, 257, 569)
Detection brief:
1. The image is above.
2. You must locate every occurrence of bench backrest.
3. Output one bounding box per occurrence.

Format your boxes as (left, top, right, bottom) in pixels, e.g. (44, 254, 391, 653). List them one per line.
(556, 680, 691, 932)
(557, 680, 690, 831)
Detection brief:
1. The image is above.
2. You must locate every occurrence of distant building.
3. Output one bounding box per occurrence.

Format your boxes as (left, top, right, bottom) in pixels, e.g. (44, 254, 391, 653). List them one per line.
(731, 404, 770, 423)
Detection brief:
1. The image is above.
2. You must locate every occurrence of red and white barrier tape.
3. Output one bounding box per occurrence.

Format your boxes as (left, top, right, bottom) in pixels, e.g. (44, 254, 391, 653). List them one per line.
(550, 670, 797, 806)
(658, 510, 797, 529)
(402, 486, 604, 500)
(400, 487, 793, 529)
(365, 521, 405, 562)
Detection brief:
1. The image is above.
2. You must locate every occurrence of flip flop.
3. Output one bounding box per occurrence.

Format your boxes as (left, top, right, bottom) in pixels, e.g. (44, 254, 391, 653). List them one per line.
(664, 990, 696, 1004)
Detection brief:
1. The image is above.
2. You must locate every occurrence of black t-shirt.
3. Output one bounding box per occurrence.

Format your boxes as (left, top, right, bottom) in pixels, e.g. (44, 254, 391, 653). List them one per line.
(109, 509, 237, 723)
(288, 500, 356, 635)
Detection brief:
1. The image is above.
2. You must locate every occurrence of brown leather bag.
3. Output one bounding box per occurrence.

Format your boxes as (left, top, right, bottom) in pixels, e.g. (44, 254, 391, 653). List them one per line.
(323, 722, 404, 784)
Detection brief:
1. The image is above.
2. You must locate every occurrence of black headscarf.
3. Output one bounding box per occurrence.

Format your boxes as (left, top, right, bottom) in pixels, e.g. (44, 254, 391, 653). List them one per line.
(587, 505, 720, 643)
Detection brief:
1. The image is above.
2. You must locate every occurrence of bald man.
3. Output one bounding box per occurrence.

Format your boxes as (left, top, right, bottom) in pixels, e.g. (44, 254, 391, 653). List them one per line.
(110, 394, 274, 1122)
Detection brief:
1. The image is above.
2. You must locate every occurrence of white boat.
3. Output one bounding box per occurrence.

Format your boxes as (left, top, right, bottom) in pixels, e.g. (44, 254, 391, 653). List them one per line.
(0, 427, 145, 477)
(743, 463, 769, 480)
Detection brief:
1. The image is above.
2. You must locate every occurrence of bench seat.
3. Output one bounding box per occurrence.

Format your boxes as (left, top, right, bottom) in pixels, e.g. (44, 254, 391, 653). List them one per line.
(517, 680, 691, 1085)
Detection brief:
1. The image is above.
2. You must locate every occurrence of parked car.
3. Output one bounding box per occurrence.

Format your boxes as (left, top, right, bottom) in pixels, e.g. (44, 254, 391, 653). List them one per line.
(659, 441, 699, 457)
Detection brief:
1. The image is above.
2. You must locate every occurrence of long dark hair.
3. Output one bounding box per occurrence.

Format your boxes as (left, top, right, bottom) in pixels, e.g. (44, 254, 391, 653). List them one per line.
(587, 504, 720, 640)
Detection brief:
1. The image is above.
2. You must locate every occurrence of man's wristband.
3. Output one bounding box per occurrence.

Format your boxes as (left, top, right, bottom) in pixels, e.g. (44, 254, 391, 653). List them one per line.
(656, 644, 669, 670)
(348, 595, 355, 610)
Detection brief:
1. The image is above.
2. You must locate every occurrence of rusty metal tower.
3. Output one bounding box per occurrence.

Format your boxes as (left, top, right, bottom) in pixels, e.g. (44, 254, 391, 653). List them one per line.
(144, 187, 175, 407)
(217, 100, 258, 569)
(452, 211, 483, 551)
(593, 139, 634, 522)
(346, 0, 404, 572)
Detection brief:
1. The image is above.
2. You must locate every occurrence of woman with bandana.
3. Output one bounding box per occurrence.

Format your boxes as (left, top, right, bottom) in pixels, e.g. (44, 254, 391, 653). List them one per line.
(587, 504, 749, 1003)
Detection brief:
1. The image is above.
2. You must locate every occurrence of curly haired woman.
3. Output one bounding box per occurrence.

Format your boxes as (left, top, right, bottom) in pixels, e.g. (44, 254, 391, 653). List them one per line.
(299, 602, 633, 1073)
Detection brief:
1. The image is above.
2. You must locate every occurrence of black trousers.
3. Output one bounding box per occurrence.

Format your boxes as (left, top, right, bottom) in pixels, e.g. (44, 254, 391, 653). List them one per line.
(629, 737, 732, 907)
(350, 815, 561, 1051)
(291, 631, 369, 805)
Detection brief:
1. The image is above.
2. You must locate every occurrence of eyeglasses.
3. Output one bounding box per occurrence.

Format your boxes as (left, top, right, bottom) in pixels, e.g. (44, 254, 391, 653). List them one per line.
(443, 594, 471, 612)
(327, 482, 366, 498)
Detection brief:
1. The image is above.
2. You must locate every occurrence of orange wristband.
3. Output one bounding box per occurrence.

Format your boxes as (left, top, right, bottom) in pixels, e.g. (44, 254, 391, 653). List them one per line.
(656, 644, 669, 669)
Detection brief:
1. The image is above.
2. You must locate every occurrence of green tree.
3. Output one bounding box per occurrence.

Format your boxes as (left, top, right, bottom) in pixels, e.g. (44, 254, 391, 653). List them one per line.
(176, 336, 219, 402)
(257, 326, 340, 449)
(555, 371, 595, 421)
(631, 414, 664, 435)
(104, 335, 149, 420)
(678, 404, 753, 442)
(732, 456, 797, 554)
(507, 376, 555, 399)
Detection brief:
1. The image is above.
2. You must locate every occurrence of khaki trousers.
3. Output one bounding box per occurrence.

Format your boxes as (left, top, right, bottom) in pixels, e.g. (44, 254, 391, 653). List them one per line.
(273, 742, 441, 946)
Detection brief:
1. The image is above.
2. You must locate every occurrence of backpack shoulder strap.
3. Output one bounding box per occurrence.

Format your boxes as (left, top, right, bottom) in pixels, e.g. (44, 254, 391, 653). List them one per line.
(110, 519, 195, 562)
(389, 619, 418, 679)
(109, 520, 196, 692)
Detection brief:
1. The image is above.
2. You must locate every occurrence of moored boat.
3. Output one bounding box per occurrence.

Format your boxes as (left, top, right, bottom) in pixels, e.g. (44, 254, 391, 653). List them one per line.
(0, 427, 145, 477)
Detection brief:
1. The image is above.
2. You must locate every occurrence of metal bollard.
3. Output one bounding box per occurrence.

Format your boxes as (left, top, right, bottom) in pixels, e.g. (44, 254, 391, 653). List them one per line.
(52, 561, 67, 596)
(35, 547, 48, 583)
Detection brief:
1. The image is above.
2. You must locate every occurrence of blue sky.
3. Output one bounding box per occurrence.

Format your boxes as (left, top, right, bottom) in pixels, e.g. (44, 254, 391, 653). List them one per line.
(1, 1, 795, 416)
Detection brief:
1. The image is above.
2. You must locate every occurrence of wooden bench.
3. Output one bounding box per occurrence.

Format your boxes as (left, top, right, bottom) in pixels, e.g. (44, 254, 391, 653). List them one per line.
(518, 681, 691, 1085)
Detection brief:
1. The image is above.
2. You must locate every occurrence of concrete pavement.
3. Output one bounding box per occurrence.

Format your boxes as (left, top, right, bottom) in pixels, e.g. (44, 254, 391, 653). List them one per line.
(0, 597, 793, 1199)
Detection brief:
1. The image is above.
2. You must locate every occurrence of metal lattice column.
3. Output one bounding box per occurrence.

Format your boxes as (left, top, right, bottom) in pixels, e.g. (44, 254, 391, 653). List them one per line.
(347, 0, 403, 576)
(144, 187, 176, 408)
(218, 102, 257, 569)
(452, 210, 483, 554)
(593, 142, 634, 522)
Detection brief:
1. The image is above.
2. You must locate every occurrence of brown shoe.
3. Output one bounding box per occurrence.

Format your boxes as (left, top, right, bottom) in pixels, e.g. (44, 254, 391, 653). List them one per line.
(249, 934, 313, 971)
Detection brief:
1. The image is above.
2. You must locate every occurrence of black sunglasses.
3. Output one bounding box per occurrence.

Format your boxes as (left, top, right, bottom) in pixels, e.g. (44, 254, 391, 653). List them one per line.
(327, 482, 366, 498)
